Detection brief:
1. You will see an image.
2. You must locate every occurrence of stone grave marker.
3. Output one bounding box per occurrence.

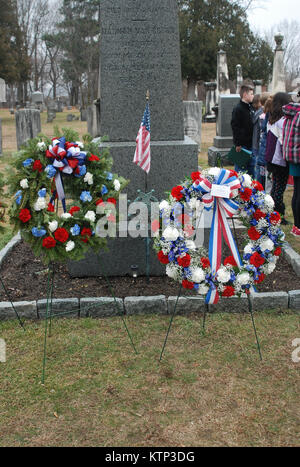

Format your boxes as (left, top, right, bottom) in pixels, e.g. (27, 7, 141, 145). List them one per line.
(15, 109, 41, 150)
(208, 94, 240, 166)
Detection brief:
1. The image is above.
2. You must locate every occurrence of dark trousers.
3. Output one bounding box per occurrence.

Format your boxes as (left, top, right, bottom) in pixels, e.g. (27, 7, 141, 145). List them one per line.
(292, 176, 300, 228)
(270, 165, 289, 216)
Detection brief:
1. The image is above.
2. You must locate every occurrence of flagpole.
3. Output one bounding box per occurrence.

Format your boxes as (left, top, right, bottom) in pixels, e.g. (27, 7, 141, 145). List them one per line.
(145, 89, 150, 193)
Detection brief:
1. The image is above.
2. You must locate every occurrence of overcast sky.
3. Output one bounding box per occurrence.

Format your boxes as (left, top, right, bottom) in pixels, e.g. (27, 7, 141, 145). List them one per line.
(248, 0, 300, 33)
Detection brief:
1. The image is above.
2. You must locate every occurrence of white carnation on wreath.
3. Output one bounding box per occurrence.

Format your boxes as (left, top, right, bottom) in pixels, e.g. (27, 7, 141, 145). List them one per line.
(84, 172, 93, 185)
(163, 226, 180, 242)
(34, 197, 46, 211)
(66, 240, 75, 252)
(84, 210, 96, 223)
(237, 272, 250, 285)
(20, 179, 29, 189)
(61, 213, 72, 220)
(37, 142, 46, 151)
(113, 179, 121, 191)
(48, 220, 58, 232)
(191, 267, 205, 283)
(260, 238, 274, 252)
(217, 267, 231, 283)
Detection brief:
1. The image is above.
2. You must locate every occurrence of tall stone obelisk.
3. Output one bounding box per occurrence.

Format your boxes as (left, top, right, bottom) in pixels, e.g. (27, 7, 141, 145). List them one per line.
(69, 0, 198, 277)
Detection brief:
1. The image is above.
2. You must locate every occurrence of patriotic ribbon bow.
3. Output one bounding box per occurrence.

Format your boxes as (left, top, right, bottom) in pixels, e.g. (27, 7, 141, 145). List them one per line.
(194, 169, 242, 304)
(46, 137, 87, 212)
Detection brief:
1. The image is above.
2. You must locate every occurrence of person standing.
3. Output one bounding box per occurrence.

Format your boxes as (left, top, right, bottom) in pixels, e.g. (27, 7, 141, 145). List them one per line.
(231, 84, 255, 176)
(282, 96, 300, 237)
(265, 92, 291, 225)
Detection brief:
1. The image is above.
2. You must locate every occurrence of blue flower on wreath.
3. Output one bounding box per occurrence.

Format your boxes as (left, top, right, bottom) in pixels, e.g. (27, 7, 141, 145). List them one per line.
(106, 172, 113, 181)
(15, 190, 22, 205)
(74, 165, 87, 178)
(32, 227, 46, 237)
(23, 158, 34, 167)
(80, 191, 92, 203)
(38, 188, 47, 198)
(45, 164, 57, 178)
(70, 224, 80, 236)
(101, 185, 108, 196)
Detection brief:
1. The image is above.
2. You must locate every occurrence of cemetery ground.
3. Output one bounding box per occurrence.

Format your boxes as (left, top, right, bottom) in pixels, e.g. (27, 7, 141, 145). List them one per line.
(0, 109, 299, 447)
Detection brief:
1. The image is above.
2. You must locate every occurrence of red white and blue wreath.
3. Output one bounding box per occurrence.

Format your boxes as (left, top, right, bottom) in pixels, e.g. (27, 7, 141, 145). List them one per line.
(9, 133, 127, 264)
(153, 167, 285, 304)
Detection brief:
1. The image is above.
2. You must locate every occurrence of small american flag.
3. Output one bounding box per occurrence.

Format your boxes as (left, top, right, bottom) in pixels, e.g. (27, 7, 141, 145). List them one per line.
(133, 101, 151, 173)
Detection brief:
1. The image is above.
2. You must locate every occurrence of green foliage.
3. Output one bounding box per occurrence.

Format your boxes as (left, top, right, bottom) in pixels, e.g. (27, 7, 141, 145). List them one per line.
(0, 0, 31, 84)
(178, 0, 273, 83)
(8, 130, 129, 265)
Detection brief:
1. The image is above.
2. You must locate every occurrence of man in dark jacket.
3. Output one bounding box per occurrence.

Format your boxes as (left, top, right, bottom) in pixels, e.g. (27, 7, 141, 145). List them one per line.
(231, 84, 255, 175)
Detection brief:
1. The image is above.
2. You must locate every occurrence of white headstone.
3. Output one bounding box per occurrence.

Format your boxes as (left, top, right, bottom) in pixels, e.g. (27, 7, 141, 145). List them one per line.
(271, 33, 286, 94)
(0, 78, 6, 102)
(217, 40, 230, 99)
(236, 64, 243, 94)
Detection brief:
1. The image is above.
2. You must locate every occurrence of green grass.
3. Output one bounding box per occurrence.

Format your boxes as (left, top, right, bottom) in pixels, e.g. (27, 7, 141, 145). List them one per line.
(0, 312, 299, 447)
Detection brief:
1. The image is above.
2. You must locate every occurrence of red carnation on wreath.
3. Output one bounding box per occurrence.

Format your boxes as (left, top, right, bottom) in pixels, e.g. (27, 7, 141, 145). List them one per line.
(253, 209, 266, 221)
(171, 185, 184, 201)
(248, 226, 261, 241)
(88, 154, 100, 162)
(47, 202, 55, 212)
(19, 208, 31, 223)
(182, 279, 194, 290)
(33, 159, 43, 172)
(250, 252, 265, 268)
(222, 286, 235, 297)
(81, 227, 92, 243)
(177, 213, 191, 225)
(254, 273, 266, 284)
(191, 171, 200, 182)
(177, 254, 191, 268)
(54, 227, 69, 243)
(95, 198, 105, 206)
(274, 247, 282, 256)
(270, 212, 281, 225)
(42, 236, 56, 249)
(69, 206, 80, 216)
(240, 187, 253, 202)
(252, 180, 264, 192)
(157, 251, 169, 265)
(201, 257, 210, 269)
(183, 225, 194, 238)
(107, 197, 117, 205)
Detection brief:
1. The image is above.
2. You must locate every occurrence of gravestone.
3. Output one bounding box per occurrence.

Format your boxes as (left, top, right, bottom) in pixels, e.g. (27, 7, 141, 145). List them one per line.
(15, 109, 41, 150)
(0, 78, 6, 103)
(87, 103, 100, 138)
(236, 65, 243, 94)
(183, 101, 202, 149)
(204, 82, 217, 122)
(31, 91, 43, 109)
(217, 40, 230, 99)
(80, 108, 87, 121)
(271, 33, 286, 94)
(208, 94, 240, 166)
(253, 80, 263, 95)
(68, 0, 198, 277)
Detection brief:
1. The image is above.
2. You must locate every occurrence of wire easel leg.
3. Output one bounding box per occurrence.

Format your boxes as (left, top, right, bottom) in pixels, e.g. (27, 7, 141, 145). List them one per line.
(98, 262, 138, 355)
(0, 275, 25, 330)
(160, 284, 182, 362)
(247, 295, 262, 361)
(48, 264, 55, 338)
(202, 303, 209, 335)
(41, 264, 54, 383)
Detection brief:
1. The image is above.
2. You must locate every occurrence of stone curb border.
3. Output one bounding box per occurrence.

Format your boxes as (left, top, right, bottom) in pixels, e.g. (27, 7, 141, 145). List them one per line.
(0, 233, 299, 320)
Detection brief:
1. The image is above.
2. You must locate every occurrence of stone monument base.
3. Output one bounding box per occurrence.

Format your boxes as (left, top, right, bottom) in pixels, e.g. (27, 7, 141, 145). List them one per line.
(208, 145, 233, 167)
(68, 136, 199, 277)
